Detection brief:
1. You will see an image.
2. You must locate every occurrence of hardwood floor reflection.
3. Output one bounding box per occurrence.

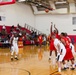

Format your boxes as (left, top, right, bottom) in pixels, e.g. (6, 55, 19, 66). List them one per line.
(0, 45, 76, 75)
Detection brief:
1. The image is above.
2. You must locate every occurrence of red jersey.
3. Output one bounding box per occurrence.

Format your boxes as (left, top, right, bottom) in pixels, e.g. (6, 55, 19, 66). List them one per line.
(38, 35, 43, 44)
(66, 36, 71, 43)
(51, 32, 59, 39)
(62, 37, 70, 48)
(62, 37, 74, 60)
(49, 33, 59, 51)
(49, 39, 56, 50)
(19, 37, 22, 41)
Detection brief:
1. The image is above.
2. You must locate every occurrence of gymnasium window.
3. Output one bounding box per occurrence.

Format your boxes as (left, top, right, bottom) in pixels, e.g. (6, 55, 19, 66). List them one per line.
(0, 16, 5, 21)
(72, 17, 76, 25)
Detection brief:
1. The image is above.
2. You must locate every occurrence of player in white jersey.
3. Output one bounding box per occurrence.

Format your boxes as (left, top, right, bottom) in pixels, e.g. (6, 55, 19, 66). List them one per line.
(10, 32, 19, 61)
(51, 34, 66, 72)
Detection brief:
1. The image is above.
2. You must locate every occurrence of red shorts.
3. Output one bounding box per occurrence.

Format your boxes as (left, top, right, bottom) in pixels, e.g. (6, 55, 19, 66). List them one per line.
(50, 40, 56, 51)
(64, 48, 74, 60)
(39, 40, 42, 45)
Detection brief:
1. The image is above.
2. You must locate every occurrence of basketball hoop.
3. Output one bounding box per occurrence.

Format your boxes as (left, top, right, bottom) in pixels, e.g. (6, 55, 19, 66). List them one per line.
(0, 0, 16, 5)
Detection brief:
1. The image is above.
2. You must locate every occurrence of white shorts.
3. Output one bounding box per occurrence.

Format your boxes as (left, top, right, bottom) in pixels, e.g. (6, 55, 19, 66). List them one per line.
(11, 44, 19, 54)
(70, 43, 75, 54)
(57, 49, 66, 62)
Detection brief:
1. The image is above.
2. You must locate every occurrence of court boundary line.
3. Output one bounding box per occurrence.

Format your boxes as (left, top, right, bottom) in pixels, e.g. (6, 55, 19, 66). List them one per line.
(50, 70, 58, 75)
(0, 67, 31, 75)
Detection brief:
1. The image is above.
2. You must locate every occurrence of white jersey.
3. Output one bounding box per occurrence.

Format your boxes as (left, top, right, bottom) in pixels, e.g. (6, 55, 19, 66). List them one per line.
(54, 38, 66, 53)
(12, 37, 18, 46)
(70, 43, 75, 55)
(54, 38, 66, 61)
(11, 37, 19, 55)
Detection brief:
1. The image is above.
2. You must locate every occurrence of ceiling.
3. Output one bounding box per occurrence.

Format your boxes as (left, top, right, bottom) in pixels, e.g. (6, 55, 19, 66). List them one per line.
(17, 0, 76, 14)
(33, 0, 75, 3)
(27, 0, 76, 11)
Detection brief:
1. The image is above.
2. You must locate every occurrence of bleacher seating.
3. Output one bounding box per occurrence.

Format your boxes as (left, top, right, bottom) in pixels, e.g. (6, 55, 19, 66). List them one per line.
(0, 25, 32, 47)
(0, 25, 76, 48)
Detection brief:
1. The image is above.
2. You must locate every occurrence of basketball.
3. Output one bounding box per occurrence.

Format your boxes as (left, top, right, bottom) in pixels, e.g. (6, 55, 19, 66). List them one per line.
(45, 9, 49, 13)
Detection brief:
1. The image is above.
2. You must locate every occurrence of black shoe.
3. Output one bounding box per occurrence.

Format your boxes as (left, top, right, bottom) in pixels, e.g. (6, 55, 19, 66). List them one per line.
(66, 67, 69, 69)
(15, 57, 19, 60)
(71, 68, 75, 70)
(49, 58, 51, 60)
(62, 67, 67, 70)
(11, 58, 13, 61)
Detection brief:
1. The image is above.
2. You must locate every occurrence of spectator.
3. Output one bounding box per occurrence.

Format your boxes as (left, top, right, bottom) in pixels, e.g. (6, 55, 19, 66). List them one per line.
(43, 35, 47, 46)
(1, 25, 7, 35)
(38, 34, 43, 47)
(16, 24, 22, 31)
(2, 25, 6, 30)
(10, 25, 16, 35)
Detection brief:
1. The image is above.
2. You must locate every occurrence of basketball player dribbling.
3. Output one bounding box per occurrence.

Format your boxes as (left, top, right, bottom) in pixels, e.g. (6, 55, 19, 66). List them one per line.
(51, 34, 66, 72)
(10, 32, 19, 61)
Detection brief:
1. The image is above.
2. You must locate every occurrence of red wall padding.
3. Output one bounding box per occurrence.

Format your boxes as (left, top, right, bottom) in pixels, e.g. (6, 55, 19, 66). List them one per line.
(0, 0, 15, 5)
(0, 25, 31, 45)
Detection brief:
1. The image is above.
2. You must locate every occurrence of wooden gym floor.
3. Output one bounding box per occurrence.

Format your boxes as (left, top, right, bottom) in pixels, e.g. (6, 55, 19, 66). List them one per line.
(0, 45, 76, 75)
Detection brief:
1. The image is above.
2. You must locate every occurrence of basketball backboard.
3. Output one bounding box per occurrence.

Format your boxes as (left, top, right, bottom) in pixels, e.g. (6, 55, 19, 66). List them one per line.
(0, 0, 15, 5)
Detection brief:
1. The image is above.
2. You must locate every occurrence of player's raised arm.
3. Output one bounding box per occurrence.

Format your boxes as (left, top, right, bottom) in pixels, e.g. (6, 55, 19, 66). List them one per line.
(54, 24, 59, 34)
(50, 22, 53, 35)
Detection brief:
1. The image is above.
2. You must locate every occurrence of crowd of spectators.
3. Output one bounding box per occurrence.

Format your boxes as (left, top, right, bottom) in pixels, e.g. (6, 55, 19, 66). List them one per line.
(0, 24, 47, 48)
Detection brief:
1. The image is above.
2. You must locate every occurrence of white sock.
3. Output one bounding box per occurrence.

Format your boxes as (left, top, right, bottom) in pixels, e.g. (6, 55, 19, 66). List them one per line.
(64, 64, 67, 68)
(11, 55, 13, 58)
(72, 64, 75, 68)
(15, 55, 17, 58)
(58, 67, 61, 72)
(49, 56, 51, 58)
(56, 57, 57, 59)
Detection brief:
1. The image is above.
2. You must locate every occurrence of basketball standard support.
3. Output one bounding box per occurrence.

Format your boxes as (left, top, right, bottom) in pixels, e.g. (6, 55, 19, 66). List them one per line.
(0, 0, 16, 5)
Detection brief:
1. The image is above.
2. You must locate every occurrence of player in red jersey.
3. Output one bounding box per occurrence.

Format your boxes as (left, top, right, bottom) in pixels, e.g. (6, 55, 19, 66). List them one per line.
(60, 32, 75, 70)
(38, 34, 43, 47)
(65, 33, 75, 55)
(49, 22, 59, 60)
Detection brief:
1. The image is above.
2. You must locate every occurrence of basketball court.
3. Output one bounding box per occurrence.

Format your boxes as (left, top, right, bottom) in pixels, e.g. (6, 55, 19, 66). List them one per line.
(0, 0, 76, 75)
(0, 45, 76, 75)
